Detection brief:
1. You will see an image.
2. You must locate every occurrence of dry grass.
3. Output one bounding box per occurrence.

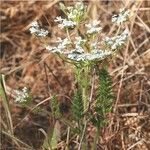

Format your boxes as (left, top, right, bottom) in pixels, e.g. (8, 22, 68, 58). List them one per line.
(0, 1, 150, 150)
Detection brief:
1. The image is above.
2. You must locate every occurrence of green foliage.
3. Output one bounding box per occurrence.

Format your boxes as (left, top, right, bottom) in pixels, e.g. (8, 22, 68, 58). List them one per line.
(42, 95, 62, 150)
(51, 95, 61, 119)
(71, 89, 84, 121)
(92, 68, 114, 128)
(42, 121, 60, 150)
(49, 121, 60, 149)
(75, 65, 91, 112)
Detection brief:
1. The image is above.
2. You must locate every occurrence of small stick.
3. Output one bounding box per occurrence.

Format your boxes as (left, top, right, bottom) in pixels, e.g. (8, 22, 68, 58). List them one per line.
(121, 113, 148, 118)
(78, 121, 87, 150)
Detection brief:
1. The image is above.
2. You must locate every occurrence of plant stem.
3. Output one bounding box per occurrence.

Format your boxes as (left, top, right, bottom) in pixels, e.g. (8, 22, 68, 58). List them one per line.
(92, 127, 100, 150)
(78, 120, 87, 150)
(65, 127, 70, 150)
(82, 86, 87, 112)
(0, 74, 13, 134)
(82, 65, 89, 112)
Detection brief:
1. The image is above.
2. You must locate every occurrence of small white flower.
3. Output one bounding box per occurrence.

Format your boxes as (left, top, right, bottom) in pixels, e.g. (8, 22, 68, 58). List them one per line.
(75, 2, 85, 11)
(30, 21, 39, 28)
(74, 36, 86, 54)
(122, 28, 129, 37)
(54, 16, 76, 29)
(68, 10, 78, 20)
(29, 27, 38, 34)
(74, 36, 86, 48)
(112, 9, 130, 25)
(59, 19, 76, 29)
(57, 37, 71, 49)
(92, 50, 112, 59)
(46, 45, 62, 53)
(104, 37, 113, 45)
(76, 47, 85, 53)
(37, 29, 49, 37)
(46, 38, 71, 54)
(67, 6, 73, 11)
(15, 87, 29, 103)
(86, 20, 102, 34)
(67, 1, 86, 22)
(71, 47, 84, 54)
(54, 16, 64, 22)
(104, 29, 129, 50)
(67, 48, 112, 61)
(67, 53, 81, 61)
(29, 21, 48, 37)
(61, 37, 71, 45)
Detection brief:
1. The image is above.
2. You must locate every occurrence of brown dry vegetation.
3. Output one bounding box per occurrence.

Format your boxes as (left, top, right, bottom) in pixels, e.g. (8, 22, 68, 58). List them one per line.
(0, 0, 150, 150)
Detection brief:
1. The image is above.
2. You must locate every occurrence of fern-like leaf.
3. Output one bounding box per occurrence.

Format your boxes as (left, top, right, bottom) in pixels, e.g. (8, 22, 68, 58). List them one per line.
(92, 67, 114, 128)
(51, 95, 61, 119)
(71, 89, 84, 121)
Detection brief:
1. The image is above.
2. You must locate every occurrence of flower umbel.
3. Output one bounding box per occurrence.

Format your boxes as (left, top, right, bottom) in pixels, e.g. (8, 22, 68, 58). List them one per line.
(85, 20, 102, 34)
(54, 16, 76, 29)
(15, 87, 29, 103)
(66, 2, 86, 23)
(29, 21, 48, 37)
(46, 37, 71, 53)
(112, 9, 130, 25)
(29, 2, 130, 63)
(104, 29, 129, 50)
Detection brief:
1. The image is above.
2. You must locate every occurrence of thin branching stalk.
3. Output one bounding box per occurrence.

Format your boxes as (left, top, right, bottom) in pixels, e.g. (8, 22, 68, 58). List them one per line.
(92, 127, 100, 150)
(78, 120, 87, 150)
(0, 74, 13, 134)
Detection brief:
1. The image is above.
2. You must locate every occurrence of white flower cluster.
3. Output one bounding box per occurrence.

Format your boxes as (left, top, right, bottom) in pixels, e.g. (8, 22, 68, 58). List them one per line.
(66, 39, 111, 62)
(67, 2, 86, 22)
(46, 37, 71, 53)
(15, 87, 29, 103)
(54, 2, 86, 29)
(85, 20, 102, 34)
(29, 21, 48, 37)
(104, 29, 129, 50)
(46, 35, 112, 62)
(54, 16, 76, 29)
(67, 49, 112, 61)
(29, 2, 130, 63)
(112, 9, 130, 25)
(74, 36, 86, 53)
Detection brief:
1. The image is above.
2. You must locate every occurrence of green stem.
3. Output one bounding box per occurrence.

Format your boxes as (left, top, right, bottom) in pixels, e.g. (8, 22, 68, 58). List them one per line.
(66, 28, 71, 41)
(75, 65, 90, 149)
(82, 65, 90, 112)
(78, 120, 87, 150)
(92, 127, 100, 150)
(0, 74, 13, 134)
(82, 86, 86, 112)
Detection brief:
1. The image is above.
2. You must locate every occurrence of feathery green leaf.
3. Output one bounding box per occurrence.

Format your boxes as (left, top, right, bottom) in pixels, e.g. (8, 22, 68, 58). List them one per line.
(72, 89, 84, 121)
(92, 68, 113, 128)
(51, 95, 61, 119)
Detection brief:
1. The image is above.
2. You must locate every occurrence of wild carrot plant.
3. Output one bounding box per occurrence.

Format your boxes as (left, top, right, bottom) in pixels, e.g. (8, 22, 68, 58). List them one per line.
(28, 1, 131, 149)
